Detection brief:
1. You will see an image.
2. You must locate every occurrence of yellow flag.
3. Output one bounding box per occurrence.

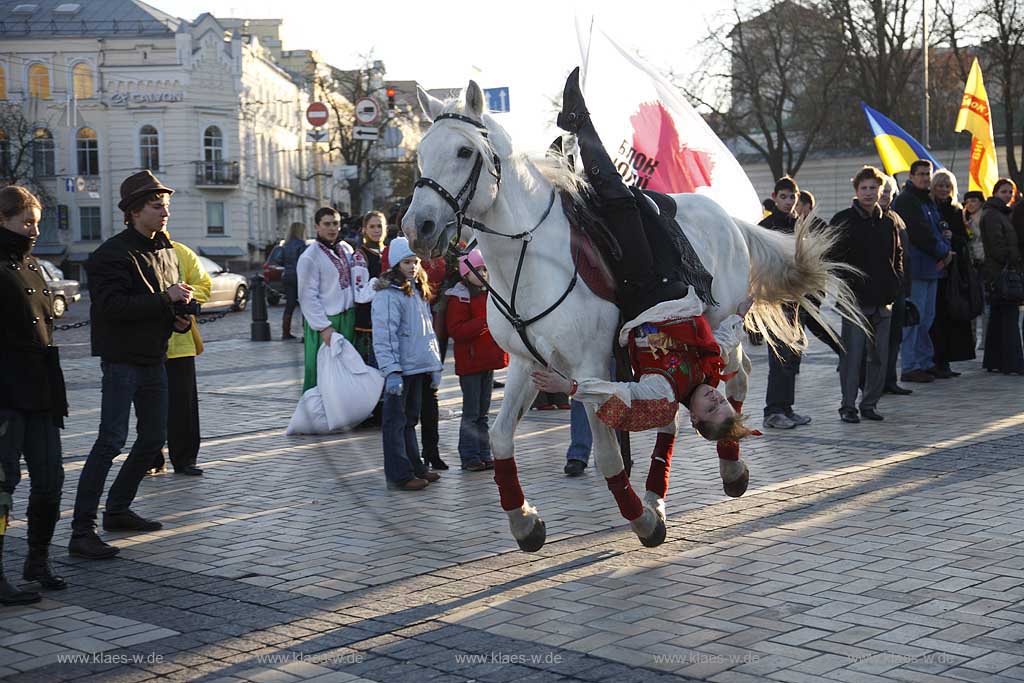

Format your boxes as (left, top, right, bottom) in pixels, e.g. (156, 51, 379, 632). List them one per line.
(954, 58, 998, 195)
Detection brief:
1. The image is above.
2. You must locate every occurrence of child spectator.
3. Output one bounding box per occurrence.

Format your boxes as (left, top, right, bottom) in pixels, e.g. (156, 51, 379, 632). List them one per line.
(372, 238, 444, 491)
(445, 250, 508, 471)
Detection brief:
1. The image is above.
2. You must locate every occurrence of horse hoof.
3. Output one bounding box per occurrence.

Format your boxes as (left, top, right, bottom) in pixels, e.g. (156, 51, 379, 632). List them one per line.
(516, 519, 546, 552)
(639, 516, 666, 548)
(723, 468, 749, 498)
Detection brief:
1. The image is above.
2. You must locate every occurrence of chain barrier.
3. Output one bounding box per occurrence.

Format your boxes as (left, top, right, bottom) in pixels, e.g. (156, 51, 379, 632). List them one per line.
(54, 310, 233, 331)
(53, 319, 90, 331)
(197, 311, 231, 325)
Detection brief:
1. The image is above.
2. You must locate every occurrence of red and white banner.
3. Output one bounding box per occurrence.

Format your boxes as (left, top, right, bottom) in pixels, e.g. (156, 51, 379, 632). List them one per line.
(577, 18, 762, 223)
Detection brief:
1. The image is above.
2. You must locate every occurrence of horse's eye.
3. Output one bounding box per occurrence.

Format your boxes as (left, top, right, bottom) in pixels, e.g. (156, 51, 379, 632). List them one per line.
(457, 146, 473, 159)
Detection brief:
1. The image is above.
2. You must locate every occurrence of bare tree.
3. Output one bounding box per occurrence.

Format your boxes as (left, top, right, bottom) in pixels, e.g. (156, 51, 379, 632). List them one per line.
(0, 103, 54, 205)
(677, 0, 846, 179)
(823, 0, 924, 118)
(310, 59, 420, 215)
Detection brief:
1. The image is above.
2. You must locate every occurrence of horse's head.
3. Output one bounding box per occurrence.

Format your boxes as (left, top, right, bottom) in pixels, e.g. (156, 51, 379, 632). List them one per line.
(402, 80, 510, 258)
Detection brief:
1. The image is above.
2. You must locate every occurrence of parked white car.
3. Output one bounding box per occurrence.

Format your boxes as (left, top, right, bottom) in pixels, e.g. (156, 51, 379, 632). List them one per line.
(198, 256, 249, 311)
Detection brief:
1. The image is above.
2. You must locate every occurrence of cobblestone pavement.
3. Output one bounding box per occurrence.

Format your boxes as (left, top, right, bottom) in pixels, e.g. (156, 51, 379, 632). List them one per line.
(4, 310, 1024, 683)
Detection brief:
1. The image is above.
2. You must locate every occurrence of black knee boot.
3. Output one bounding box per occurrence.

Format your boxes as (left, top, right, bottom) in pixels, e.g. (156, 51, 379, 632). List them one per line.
(0, 533, 40, 605)
(558, 68, 659, 312)
(22, 495, 66, 590)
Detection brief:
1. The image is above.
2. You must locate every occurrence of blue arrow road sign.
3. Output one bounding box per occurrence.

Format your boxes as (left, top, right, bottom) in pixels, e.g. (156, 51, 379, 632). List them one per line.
(484, 87, 510, 113)
(64, 177, 75, 192)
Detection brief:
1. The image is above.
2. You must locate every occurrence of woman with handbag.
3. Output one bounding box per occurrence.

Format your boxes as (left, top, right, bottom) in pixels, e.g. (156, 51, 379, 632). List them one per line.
(979, 178, 1023, 374)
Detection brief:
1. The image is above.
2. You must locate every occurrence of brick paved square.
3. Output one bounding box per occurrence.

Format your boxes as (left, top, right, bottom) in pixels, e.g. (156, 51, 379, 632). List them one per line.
(0, 315, 1017, 682)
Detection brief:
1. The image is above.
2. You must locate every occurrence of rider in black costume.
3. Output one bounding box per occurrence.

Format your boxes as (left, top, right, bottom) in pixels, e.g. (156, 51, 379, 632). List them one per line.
(556, 67, 689, 320)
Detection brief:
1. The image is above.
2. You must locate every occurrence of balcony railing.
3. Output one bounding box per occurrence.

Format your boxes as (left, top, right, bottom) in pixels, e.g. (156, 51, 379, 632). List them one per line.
(194, 160, 240, 187)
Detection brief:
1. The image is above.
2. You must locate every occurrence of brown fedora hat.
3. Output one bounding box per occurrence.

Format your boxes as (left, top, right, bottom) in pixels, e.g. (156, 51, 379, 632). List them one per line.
(118, 170, 174, 211)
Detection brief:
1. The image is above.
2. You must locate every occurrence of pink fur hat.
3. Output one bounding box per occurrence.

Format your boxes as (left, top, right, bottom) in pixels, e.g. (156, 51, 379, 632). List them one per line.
(458, 249, 485, 278)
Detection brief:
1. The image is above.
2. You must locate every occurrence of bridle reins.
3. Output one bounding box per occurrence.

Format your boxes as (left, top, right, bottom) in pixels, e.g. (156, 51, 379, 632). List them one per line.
(413, 112, 578, 368)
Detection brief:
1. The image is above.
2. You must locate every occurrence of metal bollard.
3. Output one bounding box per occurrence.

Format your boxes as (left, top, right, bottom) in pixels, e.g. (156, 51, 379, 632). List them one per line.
(249, 275, 272, 341)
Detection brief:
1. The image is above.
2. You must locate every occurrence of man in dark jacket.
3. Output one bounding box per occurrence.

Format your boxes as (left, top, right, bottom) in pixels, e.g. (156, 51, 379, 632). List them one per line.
(891, 159, 951, 383)
(831, 166, 902, 423)
(759, 176, 810, 429)
(0, 186, 69, 603)
(69, 172, 194, 560)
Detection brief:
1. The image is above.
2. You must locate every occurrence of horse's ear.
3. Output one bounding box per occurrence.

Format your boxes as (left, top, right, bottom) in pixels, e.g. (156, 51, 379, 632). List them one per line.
(465, 80, 485, 118)
(417, 86, 444, 123)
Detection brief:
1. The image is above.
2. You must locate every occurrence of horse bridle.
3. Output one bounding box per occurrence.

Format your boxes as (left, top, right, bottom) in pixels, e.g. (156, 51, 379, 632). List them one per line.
(413, 112, 577, 369)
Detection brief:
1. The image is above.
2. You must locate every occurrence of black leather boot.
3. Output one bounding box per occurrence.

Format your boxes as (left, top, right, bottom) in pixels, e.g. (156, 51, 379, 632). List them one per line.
(558, 67, 659, 299)
(22, 496, 66, 590)
(0, 536, 40, 605)
(558, 67, 632, 204)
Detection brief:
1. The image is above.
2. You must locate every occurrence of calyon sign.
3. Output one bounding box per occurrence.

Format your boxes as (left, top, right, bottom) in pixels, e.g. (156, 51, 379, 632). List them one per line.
(108, 91, 185, 105)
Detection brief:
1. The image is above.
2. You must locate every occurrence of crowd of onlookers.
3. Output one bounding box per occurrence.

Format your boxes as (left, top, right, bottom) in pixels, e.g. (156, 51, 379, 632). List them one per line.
(756, 162, 1023, 427)
(1, 157, 1021, 604)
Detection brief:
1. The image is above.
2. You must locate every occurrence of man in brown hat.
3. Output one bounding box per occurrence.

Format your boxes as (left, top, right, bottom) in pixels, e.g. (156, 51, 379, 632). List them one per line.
(69, 171, 194, 560)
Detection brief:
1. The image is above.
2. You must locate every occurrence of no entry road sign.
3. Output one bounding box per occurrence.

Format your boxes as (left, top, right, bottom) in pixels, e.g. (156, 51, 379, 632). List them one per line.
(306, 102, 329, 127)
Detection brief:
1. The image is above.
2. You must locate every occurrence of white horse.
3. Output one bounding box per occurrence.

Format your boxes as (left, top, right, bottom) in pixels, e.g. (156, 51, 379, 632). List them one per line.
(402, 81, 857, 552)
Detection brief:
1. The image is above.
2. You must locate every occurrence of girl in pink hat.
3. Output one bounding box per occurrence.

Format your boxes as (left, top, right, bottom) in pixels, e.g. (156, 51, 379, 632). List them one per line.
(445, 250, 508, 471)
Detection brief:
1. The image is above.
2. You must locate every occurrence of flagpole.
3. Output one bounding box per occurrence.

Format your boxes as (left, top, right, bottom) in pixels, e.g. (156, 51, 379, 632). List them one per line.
(581, 16, 594, 91)
(922, 0, 930, 148)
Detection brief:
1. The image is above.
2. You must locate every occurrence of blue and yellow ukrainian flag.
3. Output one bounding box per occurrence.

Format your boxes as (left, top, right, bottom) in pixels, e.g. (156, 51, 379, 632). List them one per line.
(861, 103, 943, 176)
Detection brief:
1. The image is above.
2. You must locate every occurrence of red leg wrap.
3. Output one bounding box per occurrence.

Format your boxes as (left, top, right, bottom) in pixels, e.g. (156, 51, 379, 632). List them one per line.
(605, 471, 644, 521)
(492, 459, 526, 511)
(718, 398, 742, 461)
(717, 439, 740, 461)
(645, 432, 675, 498)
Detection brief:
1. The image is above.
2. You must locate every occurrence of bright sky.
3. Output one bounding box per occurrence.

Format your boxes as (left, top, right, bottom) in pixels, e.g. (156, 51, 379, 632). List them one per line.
(158, 0, 732, 151)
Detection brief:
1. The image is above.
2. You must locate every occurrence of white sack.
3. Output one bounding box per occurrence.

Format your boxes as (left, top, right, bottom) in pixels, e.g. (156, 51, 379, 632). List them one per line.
(287, 334, 384, 434)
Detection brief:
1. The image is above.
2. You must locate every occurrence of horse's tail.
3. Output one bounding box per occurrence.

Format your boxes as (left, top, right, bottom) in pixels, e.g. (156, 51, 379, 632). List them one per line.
(737, 214, 864, 353)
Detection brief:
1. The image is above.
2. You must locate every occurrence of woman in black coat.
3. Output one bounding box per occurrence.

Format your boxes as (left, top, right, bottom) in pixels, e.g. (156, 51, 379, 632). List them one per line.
(0, 186, 69, 604)
(980, 179, 1023, 374)
(929, 171, 977, 374)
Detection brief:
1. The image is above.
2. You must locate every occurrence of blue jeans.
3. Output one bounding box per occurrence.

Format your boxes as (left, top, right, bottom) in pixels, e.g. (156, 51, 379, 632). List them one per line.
(901, 279, 938, 372)
(458, 371, 493, 466)
(382, 373, 428, 484)
(566, 399, 592, 464)
(72, 361, 168, 534)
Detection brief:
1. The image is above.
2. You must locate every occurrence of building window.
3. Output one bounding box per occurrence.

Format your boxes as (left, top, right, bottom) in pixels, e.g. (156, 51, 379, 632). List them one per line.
(203, 125, 223, 162)
(0, 129, 9, 173)
(38, 206, 58, 244)
(32, 128, 54, 176)
(139, 125, 159, 170)
(76, 127, 98, 176)
(79, 206, 101, 241)
(206, 201, 225, 235)
(28, 63, 50, 100)
(72, 62, 94, 99)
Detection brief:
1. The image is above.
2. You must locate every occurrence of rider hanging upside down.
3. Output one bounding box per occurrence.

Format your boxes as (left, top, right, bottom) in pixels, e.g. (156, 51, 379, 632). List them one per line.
(531, 68, 757, 498)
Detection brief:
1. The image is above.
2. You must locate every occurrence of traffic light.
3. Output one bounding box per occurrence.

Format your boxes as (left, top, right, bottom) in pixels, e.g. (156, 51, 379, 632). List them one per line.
(386, 87, 396, 110)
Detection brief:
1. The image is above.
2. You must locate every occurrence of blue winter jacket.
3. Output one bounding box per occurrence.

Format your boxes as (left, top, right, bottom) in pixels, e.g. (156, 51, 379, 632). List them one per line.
(276, 238, 306, 280)
(371, 281, 442, 377)
(892, 182, 950, 281)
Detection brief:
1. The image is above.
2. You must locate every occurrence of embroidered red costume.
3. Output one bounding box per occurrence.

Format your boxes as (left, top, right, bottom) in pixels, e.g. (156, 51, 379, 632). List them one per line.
(572, 292, 745, 433)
